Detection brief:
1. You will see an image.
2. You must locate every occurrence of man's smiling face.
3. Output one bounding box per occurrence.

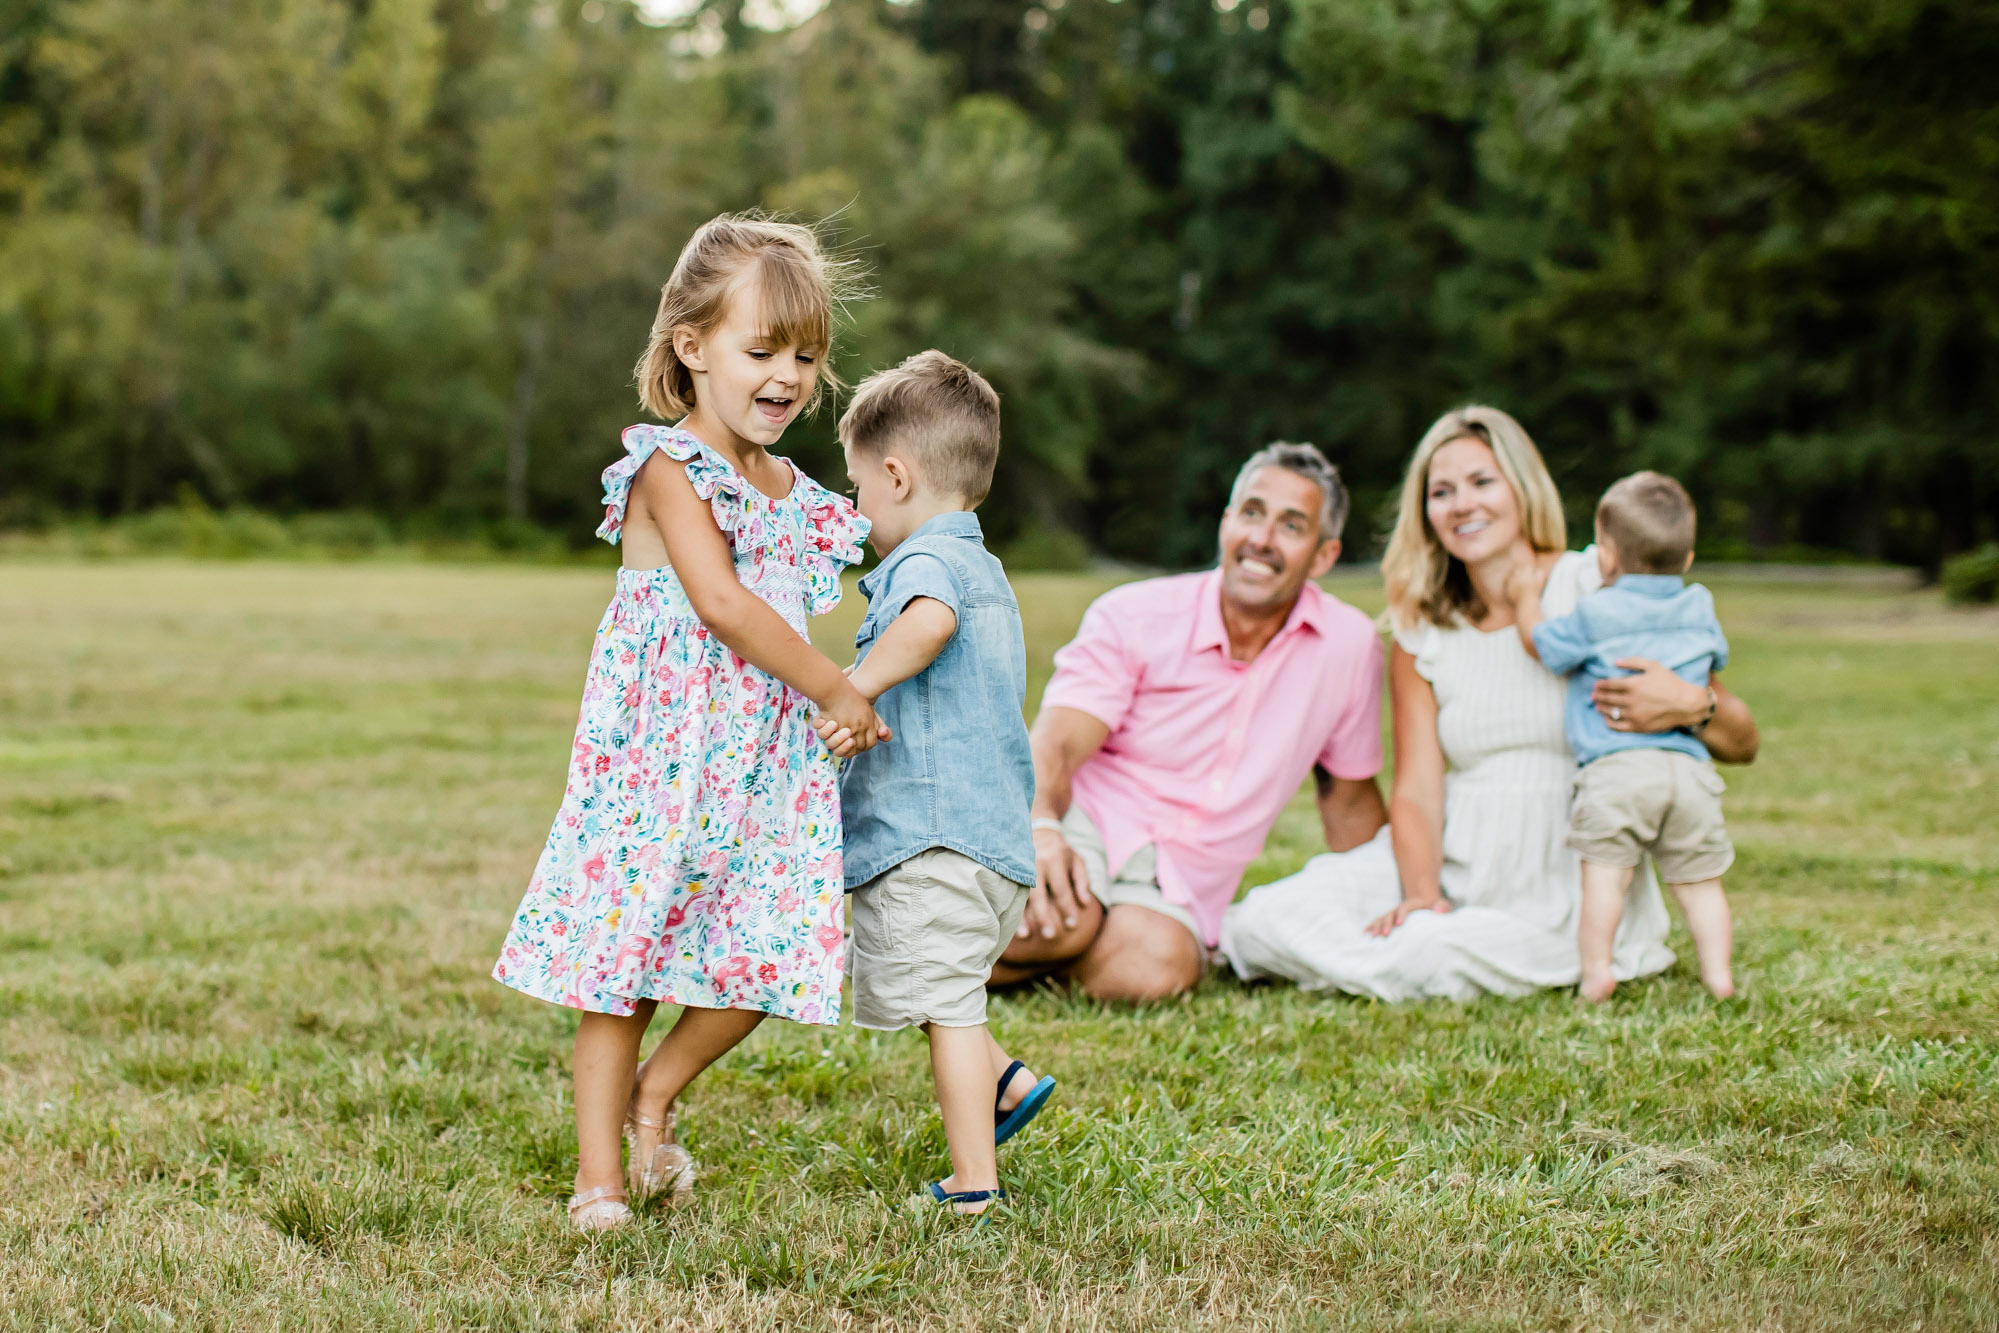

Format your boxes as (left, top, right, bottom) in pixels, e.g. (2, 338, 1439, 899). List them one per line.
(1216, 465, 1340, 614)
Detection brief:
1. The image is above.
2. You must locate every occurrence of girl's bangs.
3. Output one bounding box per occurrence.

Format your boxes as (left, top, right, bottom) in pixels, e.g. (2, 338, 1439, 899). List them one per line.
(738, 250, 832, 351)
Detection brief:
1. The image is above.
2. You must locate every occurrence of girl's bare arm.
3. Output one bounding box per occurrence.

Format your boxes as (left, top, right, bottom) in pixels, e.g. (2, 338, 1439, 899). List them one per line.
(636, 457, 878, 746)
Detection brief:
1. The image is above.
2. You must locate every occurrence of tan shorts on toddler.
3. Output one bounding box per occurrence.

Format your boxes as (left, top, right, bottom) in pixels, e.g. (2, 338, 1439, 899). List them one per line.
(1567, 748, 1735, 885)
(848, 847, 1028, 1031)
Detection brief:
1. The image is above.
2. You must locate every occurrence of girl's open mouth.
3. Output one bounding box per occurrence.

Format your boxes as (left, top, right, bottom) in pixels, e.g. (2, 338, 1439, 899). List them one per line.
(755, 396, 793, 424)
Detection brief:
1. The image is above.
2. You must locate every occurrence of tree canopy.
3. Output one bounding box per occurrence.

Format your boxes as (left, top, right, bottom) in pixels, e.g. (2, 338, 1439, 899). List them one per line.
(1, 0, 1991, 566)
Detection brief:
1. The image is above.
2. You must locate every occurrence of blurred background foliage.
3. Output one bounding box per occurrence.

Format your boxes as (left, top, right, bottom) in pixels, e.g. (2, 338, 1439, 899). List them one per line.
(0, 0, 1993, 568)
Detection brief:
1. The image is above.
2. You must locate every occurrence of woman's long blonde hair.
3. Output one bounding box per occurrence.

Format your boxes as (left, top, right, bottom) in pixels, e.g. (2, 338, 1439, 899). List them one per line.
(1381, 405, 1567, 631)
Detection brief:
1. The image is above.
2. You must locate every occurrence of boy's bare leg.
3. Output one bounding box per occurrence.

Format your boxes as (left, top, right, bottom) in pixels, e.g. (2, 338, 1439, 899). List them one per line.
(573, 1002, 656, 1197)
(1668, 877, 1735, 998)
(927, 1023, 1000, 1213)
(633, 1004, 768, 1119)
(985, 1029, 1040, 1112)
(1578, 861, 1633, 1002)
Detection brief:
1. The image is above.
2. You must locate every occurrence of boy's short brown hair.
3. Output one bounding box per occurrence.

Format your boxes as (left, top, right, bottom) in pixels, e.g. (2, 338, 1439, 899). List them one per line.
(838, 350, 1001, 504)
(1597, 471, 1697, 574)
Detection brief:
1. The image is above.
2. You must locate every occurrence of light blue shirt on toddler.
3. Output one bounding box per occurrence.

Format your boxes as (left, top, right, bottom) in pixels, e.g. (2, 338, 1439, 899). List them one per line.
(1532, 573, 1729, 767)
(839, 511, 1036, 890)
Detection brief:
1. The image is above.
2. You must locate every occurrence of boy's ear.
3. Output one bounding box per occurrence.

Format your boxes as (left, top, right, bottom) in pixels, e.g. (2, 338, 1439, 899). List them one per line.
(1683, 549, 1696, 572)
(882, 455, 916, 499)
(672, 325, 706, 373)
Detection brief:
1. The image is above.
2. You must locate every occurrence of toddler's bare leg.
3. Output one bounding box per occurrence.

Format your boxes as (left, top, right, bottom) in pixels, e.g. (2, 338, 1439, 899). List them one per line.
(1668, 877, 1734, 998)
(573, 1001, 656, 1197)
(1578, 861, 1633, 1002)
(928, 1023, 1000, 1213)
(634, 1004, 768, 1118)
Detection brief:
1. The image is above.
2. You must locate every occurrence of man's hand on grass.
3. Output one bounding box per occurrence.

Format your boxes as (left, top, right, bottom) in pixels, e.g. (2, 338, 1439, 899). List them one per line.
(1021, 825, 1091, 939)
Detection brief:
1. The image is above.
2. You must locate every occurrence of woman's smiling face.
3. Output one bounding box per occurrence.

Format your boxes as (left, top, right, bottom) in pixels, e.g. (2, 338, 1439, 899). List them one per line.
(1425, 435, 1521, 564)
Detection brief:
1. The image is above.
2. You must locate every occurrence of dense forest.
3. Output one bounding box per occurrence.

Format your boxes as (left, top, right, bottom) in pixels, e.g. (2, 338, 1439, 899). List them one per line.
(1, 0, 1993, 566)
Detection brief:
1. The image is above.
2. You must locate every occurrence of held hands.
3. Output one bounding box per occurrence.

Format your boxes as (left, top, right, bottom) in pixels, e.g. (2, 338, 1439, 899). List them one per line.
(811, 679, 890, 760)
(1020, 825, 1092, 940)
(1364, 893, 1451, 937)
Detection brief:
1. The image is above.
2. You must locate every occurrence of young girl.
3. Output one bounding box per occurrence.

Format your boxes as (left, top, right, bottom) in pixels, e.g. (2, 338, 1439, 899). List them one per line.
(492, 213, 881, 1232)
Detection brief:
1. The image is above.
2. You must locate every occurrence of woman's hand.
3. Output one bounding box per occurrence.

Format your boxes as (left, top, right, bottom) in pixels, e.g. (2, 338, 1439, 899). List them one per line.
(1593, 658, 1709, 733)
(1365, 893, 1451, 937)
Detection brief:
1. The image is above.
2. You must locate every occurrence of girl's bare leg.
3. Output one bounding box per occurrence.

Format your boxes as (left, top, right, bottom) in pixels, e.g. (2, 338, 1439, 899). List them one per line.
(573, 1001, 657, 1197)
(632, 1004, 768, 1120)
(1578, 861, 1633, 1002)
(1669, 877, 1735, 998)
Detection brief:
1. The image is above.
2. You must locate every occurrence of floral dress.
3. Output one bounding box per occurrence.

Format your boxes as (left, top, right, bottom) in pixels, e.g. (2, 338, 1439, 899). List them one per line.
(492, 423, 869, 1023)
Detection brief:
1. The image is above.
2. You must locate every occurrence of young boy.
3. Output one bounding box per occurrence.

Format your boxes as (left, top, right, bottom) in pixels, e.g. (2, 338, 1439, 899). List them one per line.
(815, 350, 1056, 1215)
(1510, 471, 1737, 1003)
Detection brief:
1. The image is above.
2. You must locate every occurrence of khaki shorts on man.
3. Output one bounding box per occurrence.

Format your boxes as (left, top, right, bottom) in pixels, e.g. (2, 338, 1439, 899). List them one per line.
(1059, 806, 1212, 967)
(849, 848, 1028, 1031)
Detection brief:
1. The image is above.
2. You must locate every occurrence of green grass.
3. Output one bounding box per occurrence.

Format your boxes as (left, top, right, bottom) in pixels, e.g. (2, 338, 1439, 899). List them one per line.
(1, 561, 1995, 1330)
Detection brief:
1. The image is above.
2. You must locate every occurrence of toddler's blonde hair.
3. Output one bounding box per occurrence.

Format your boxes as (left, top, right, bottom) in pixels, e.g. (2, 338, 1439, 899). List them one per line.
(1598, 471, 1696, 574)
(839, 350, 1002, 505)
(634, 212, 855, 420)
(1382, 405, 1567, 631)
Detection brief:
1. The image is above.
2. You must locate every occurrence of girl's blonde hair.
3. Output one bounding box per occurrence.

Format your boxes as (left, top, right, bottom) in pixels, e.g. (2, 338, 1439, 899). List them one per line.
(1381, 405, 1567, 631)
(634, 212, 854, 420)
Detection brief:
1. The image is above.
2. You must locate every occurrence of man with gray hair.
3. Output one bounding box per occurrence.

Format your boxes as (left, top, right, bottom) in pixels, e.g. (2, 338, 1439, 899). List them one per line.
(990, 443, 1389, 1001)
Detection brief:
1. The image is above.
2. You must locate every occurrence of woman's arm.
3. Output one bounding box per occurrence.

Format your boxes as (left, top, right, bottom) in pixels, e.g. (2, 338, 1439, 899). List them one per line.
(1592, 663, 1759, 764)
(640, 457, 880, 750)
(1368, 644, 1453, 936)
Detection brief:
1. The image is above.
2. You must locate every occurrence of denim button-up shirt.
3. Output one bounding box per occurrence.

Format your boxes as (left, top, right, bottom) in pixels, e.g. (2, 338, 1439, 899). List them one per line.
(839, 512, 1035, 890)
(1532, 573, 1729, 767)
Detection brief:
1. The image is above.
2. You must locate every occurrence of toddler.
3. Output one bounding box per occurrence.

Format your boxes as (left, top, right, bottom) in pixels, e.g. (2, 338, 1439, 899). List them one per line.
(493, 213, 881, 1231)
(1510, 471, 1736, 1002)
(818, 351, 1056, 1217)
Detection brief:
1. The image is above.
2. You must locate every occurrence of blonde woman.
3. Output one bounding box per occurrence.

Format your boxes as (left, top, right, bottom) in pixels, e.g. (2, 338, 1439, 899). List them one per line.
(1220, 407, 1759, 999)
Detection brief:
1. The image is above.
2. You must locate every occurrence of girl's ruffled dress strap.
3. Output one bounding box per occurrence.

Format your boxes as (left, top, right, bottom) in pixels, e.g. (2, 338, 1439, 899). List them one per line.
(595, 424, 745, 545)
(793, 473, 871, 616)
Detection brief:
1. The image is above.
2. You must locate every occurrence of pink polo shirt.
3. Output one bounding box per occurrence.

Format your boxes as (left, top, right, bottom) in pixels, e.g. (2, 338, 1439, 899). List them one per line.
(1041, 570, 1383, 947)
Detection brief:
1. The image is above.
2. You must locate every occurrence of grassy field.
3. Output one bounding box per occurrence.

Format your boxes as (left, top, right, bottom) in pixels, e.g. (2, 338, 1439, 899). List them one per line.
(1, 560, 1995, 1331)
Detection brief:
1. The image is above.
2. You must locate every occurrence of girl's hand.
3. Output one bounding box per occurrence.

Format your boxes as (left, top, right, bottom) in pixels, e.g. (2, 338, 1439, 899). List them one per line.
(813, 682, 887, 759)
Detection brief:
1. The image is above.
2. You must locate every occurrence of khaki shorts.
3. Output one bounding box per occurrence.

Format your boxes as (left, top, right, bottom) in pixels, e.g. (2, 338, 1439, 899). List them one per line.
(849, 848, 1028, 1031)
(1568, 748, 1735, 885)
(1060, 806, 1211, 966)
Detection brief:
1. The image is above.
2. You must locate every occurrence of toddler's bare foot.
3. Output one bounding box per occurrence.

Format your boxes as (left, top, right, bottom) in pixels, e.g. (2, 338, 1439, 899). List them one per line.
(995, 1063, 1039, 1114)
(1578, 969, 1616, 1003)
(1703, 970, 1735, 1000)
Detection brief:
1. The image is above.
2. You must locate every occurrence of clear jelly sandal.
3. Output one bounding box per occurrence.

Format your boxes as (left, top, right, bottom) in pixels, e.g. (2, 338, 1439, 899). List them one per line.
(566, 1184, 633, 1232)
(624, 1100, 696, 1206)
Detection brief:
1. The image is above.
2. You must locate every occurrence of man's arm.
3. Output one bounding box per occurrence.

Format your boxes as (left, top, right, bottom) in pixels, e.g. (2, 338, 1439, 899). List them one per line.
(1022, 705, 1112, 940)
(1315, 765, 1387, 852)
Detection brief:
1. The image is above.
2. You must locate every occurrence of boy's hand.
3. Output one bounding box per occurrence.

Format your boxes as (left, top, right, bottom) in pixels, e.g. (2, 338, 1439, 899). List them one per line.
(1505, 556, 1548, 610)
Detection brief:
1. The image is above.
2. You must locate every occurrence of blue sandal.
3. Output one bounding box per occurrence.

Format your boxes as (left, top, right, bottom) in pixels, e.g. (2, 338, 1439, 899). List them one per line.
(993, 1060, 1057, 1146)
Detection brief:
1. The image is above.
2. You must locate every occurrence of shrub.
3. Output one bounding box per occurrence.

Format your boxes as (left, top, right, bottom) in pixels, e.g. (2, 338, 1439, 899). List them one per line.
(999, 521, 1091, 572)
(1941, 544, 1999, 605)
(291, 511, 394, 557)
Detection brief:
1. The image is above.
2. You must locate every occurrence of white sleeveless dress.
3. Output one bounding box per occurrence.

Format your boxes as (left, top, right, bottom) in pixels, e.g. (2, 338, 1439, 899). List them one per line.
(1220, 551, 1676, 1000)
